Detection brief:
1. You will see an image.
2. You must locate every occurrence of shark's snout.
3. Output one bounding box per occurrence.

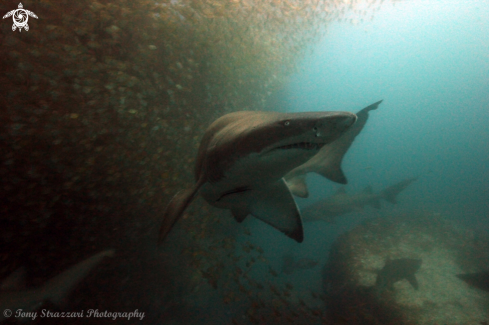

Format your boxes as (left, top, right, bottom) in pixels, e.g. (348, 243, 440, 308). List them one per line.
(338, 113, 357, 128)
(314, 112, 357, 138)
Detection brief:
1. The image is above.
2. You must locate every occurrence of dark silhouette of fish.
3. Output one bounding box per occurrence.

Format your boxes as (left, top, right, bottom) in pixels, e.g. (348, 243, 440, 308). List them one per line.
(158, 110, 357, 243)
(375, 258, 422, 291)
(282, 254, 319, 275)
(302, 177, 417, 223)
(285, 100, 383, 198)
(0, 249, 114, 321)
(456, 271, 489, 292)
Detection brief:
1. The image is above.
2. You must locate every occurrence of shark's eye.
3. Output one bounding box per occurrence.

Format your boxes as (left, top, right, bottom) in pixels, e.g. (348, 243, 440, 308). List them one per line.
(283, 120, 290, 126)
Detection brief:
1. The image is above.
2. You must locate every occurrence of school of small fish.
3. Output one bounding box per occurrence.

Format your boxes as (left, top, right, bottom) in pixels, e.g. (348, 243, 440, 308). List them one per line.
(0, 0, 399, 323)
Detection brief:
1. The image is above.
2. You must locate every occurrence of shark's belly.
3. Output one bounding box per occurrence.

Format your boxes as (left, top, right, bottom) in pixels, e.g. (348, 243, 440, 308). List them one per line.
(200, 157, 290, 208)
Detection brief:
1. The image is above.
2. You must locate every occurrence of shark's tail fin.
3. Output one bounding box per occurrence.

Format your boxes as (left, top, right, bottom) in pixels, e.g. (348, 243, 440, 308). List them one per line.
(381, 177, 418, 204)
(40, 249, 114, 306)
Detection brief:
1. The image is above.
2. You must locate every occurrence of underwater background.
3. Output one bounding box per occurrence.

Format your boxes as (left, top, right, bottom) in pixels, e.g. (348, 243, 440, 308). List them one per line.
(0, 0, 488, 324)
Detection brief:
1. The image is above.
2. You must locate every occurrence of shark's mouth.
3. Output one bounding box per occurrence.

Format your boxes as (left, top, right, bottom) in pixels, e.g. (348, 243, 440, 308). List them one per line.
(275, 142, 324, 150)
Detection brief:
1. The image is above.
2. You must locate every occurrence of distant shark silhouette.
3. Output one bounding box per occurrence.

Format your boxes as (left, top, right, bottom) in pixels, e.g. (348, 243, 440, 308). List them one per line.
(302, 177, 417, 223)
(0, 250, 114, 321)
(158, 110, 357, 243)
(285, 100, 383, 198)
(282, 254, 319, 275)
(456, 271, 489, 292)
(375, 258, 422, 291)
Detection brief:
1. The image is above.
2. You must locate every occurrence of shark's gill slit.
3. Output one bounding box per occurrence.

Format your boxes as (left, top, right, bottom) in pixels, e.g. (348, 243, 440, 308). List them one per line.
(275, 142, 322, 150)
(216, 186, 252, 202)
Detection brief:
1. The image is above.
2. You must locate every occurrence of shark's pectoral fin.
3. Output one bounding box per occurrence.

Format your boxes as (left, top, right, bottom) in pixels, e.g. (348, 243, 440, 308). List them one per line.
(285, 174, 309, 198)
(406, 275, 419, 290)
(249, 179, 304, 243)
(158, 179, 204, 244)
(232, 209, 248, 223)
(315, 165, 347, 184)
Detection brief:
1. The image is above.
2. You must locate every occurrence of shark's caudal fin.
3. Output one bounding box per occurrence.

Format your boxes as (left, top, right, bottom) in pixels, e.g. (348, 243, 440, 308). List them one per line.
(285, 174, 309, 198)
(313, 100, 384, 185)
(284, 100, 383, 197)
(249, 179, 304, 243)
(159, 179, 204, 243)
(315, 165, 347, 184)
(41, 249, 114, 306)
(358, 100, 383, 116)
(381, 177, 418, 204)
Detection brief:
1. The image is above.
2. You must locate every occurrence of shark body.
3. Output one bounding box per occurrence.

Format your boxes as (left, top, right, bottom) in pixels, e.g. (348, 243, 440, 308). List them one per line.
(375, 258, 422, 291)
(456, 271, 489, 292)
(302, 177, 417, 223)
(159, 110, 357, 243)
(0, 249, 114, 321)
(285, 100, 383, 198)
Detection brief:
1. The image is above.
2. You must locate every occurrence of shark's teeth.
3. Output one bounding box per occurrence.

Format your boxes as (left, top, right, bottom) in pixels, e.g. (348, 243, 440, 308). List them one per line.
(276, 142, 322, 150)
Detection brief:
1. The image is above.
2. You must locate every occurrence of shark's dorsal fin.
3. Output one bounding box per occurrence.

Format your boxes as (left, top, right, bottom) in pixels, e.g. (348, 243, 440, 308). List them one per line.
(285, 174, 309, 198)
(1, 267, 26, 290)
(249, 179, 304, 243)
(334, 187, 347, 195)
(159, 178, 205, 243)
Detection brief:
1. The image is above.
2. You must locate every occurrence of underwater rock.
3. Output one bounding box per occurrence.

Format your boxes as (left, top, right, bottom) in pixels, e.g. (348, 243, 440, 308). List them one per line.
(322, 214, 489, 325)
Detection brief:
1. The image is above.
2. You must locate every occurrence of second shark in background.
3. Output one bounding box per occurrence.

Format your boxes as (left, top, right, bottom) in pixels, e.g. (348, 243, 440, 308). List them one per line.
(302, 178, 417, 223)
(0, 249, 114, 322)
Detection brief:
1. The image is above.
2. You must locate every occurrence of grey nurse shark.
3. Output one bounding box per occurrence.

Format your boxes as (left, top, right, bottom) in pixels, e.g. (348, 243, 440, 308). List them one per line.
(159, 110, 357, 243)
(375, 258, 422, 291)
(302, 177, 417, 223)
(0, 249, 114, 322)
(285, 100, 383, 198)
